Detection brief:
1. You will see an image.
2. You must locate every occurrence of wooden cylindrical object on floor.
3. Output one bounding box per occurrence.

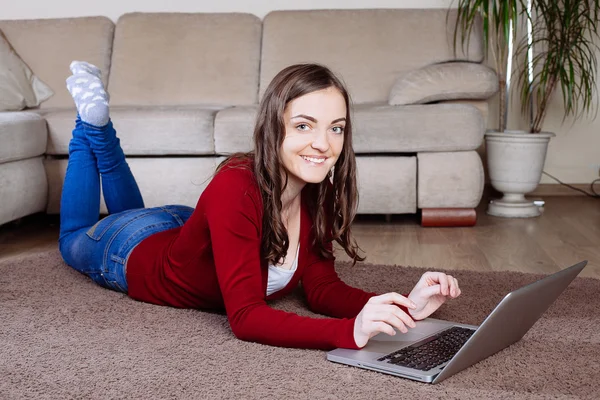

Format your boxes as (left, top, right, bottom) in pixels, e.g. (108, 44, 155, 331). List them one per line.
(421, 208, 477, 227)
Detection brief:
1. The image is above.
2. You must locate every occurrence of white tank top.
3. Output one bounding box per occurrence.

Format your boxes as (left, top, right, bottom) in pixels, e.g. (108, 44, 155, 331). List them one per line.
(266, 245, 300, 296)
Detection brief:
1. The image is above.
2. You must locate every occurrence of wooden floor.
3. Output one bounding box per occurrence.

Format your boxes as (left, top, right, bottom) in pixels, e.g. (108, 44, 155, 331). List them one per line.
(1, 196, 599, 278)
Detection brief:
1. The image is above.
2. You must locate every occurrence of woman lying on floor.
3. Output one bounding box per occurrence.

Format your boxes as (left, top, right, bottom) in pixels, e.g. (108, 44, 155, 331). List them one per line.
(59, 61, 461, 349)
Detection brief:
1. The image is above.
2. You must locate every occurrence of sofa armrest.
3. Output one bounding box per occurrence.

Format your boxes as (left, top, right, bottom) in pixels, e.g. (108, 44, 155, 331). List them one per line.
(0, 111, 47, 164)
(435, 99, 490, 127)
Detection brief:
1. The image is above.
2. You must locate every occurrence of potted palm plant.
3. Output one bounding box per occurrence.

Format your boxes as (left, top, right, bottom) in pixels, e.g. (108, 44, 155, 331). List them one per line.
(452, 0, 600, 217)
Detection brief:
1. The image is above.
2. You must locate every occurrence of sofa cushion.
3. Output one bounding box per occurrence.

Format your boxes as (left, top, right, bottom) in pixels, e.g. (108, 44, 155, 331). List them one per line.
(41, 107, 219, 155)
(0, 17, 114, 109)
(438, 99, 489, 126)
(0, 30, 54, 111)
(389, 62, 498, 105)
(214, 103, 485, 155)
(45, 157, 217, 214)
(352, 104, 485, 153)
(417, 151, 484, 208)
(0, 112, 47, 163)
(109, 13, 262, 107)
(214, 106, 258, 154)
(260, 9, 483, 104)
(0, 157, 48, 225)
(356, 156, 416, 214)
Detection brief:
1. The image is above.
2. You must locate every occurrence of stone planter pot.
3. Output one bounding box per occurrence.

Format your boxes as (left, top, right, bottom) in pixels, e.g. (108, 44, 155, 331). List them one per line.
(485, 130, 555, 218)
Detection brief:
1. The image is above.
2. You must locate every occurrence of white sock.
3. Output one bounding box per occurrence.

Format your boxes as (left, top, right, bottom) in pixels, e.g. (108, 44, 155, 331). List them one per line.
(66, 61, 110, 127)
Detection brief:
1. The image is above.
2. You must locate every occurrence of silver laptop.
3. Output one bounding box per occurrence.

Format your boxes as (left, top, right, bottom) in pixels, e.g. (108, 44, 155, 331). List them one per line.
(327, 261, 587, 384)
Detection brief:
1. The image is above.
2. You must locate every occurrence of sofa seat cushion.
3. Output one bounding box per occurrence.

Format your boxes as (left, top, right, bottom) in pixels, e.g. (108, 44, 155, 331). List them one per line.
(45, 157, 217, 214)
(41, 106, 221, 155)
(417, 151, 484, 208)
(356, 156, 416, 214)
(0, 111, 47, 163)
(352, 103, 485, 153)
(213, 154, 417, 214)
(214, 103, 485, 155)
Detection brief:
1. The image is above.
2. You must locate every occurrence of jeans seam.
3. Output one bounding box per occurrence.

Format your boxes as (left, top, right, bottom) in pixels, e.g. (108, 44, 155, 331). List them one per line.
(161, 206, 185, 225)
(125, 222, 171, 248)
(106, 255, 128, 293)
(102, 209, 166, 271)
(87, 208, 140, 241)
(110, 254, 126, 264)
(102, 275, 126, 293)
(112, 217, 175, 292)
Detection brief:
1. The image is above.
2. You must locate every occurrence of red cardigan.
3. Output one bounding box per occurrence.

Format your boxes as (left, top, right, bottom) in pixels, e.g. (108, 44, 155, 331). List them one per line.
(126, 163, 385, 350)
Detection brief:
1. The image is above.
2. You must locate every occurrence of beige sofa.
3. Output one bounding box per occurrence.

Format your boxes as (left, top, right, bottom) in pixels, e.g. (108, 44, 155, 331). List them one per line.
(0, 9, 495, 227)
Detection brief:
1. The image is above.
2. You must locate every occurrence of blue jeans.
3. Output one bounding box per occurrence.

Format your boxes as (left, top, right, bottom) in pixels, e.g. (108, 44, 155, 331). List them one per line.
(58, 116, 193, 293)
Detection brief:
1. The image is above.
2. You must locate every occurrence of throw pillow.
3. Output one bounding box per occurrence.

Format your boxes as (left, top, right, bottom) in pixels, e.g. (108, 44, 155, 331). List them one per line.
(389, 62, 498, 106)
(0, 29, 54, 111)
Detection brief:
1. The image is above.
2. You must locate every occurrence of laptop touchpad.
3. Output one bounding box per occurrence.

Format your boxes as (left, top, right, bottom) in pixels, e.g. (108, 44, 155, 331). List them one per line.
(371, 319, 451, 342)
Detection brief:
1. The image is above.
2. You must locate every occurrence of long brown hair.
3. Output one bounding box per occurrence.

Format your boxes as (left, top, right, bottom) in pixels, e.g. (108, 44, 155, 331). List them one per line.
(218, 63, 364, 265)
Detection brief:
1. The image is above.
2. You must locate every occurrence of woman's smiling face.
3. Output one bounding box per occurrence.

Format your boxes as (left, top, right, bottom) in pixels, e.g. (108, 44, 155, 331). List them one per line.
(280, 86, 346, 187)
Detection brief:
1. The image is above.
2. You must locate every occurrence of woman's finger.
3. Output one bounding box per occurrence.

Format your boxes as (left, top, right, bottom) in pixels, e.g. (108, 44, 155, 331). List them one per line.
(377, 305, 416, 328)
(446, 275, 456, 297)
(371, 321, 398, 337)
(447, 275, 461, 298)
(421, 284, 443, 298)
(432, 273, 449, 296)
(371, 292, 417, 309)
(367, 305, 416, 333)
(382, 313, 409, 333)
(389, 305, 417, 328)
(424, 272, 449, 296)
(454, 277, 461, 297)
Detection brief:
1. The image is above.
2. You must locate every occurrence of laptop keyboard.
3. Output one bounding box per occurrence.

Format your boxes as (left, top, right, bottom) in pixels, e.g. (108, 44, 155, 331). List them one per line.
(377, 326, 475, 371)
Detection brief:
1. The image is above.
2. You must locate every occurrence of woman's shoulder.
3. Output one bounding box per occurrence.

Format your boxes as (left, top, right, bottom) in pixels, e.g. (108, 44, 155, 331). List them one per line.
(218, 154, 254, 173)
(204, 155, 260, 199)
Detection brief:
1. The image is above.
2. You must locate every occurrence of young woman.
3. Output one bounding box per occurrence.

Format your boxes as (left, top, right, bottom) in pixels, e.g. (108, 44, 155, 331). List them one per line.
(60, 61, 461, 350)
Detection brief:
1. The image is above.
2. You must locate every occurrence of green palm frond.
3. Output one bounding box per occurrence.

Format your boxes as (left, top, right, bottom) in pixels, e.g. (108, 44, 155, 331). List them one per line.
(452, 0, 524, 132)
(515, 0, 600, 132)
(452, 0, 600, 133)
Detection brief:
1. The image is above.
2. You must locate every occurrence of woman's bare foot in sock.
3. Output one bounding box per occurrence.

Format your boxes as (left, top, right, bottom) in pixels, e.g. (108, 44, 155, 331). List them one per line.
(66, 61, 110, 127)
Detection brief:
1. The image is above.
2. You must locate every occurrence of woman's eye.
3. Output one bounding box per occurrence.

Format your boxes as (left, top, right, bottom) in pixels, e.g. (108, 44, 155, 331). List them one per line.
(296, 124, 310, 131)
(332, 126, 345, 134)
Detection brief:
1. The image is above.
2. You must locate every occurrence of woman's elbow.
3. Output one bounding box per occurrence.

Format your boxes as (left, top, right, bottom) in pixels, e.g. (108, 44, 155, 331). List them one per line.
(229, 321, 255, 343)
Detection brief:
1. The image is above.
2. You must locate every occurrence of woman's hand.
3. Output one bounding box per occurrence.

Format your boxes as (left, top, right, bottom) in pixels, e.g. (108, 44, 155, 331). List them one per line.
(353, 293, 417, 348)
(407, 272, 461, 321)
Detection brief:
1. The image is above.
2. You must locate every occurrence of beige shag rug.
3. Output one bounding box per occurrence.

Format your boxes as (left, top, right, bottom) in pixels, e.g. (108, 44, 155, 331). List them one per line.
(1, 250, 598, 399)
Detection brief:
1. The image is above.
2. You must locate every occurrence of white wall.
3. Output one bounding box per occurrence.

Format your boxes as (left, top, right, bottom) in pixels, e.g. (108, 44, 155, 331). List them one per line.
(0, 0, 455, 21)
(541, 103, 600, 184)
(3, 0, 599, 184)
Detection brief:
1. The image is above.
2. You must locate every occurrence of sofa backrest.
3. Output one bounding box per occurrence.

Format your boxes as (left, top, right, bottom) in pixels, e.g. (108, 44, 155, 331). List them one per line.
(259, 9, 483, 104)
(107, 13, 262, 107)
(0, 17, 114, 109)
